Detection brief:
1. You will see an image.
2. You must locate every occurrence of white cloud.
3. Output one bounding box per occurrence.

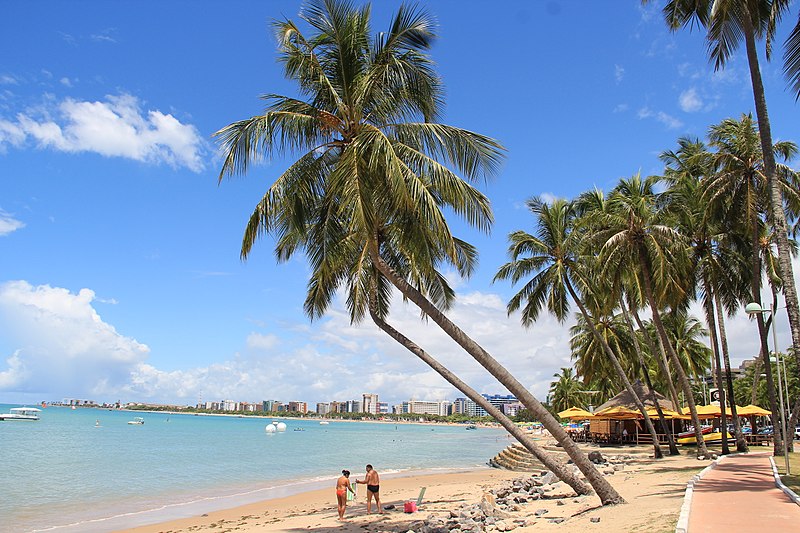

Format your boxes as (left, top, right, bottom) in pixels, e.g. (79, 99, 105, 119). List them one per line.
(613, 103, 629, 113)
(246, 332, 279, 351)
(679, 88, 703, 112)
(0, 93, 206, 171)
(637, 106, 683, 129)
(539, 192, 559, 205)
(0, 281, 150, 398)
(0, 74, 19, 85)
(0, 209, 25, 235)
(614, 64, 625, 83)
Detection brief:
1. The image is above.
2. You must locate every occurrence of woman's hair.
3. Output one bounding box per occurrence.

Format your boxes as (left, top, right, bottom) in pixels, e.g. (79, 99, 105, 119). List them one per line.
(342, 469, 350, 476)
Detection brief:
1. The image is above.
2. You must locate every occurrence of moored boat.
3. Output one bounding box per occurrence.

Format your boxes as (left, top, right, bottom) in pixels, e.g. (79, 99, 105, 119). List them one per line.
(677, 430, 734, 445)
(0, 407, 41, 421)
(127, 417, 145, 425)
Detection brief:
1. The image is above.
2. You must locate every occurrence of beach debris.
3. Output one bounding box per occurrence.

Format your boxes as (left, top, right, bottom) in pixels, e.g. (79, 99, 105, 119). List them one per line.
(587, 451, 604, 464)
(590, 517, 601, 523)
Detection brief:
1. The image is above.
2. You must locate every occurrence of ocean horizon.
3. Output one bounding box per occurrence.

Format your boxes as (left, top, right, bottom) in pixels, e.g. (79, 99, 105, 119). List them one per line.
(0, 404, 508, 532)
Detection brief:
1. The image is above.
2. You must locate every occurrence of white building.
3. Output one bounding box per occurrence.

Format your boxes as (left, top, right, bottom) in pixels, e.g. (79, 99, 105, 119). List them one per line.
(362, 393, 379, 415)
(402, 399, 451, 416)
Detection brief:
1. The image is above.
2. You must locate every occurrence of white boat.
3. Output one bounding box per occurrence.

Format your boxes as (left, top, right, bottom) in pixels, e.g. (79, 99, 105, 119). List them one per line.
(319, 421, 330, 425)
(0, 407, 41, 421)
(127, 417, 145, 425)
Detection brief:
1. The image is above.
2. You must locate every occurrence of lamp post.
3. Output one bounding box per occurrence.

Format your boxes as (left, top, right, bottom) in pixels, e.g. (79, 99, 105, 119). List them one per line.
(745, 302, 790, 475)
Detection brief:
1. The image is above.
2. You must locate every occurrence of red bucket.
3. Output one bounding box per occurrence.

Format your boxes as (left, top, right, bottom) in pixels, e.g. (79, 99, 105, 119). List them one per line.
(403, 500, 417, 513)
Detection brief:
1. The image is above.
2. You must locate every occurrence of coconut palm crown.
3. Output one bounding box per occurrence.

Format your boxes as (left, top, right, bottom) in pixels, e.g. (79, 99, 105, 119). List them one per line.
(215, 0, 504, 324)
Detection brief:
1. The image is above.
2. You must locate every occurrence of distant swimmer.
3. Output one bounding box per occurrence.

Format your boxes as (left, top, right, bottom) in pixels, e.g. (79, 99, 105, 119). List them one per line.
(95, 419, 101, 427)
(335, 469, 355, 520)
(355, 464, 384, 514)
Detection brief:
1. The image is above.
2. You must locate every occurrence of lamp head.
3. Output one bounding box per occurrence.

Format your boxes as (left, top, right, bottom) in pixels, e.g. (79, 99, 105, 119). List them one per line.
(745, 302, 764, 315)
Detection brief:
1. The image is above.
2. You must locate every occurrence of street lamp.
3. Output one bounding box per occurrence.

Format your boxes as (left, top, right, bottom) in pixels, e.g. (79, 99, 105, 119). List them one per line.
(745, 302, 790, 475)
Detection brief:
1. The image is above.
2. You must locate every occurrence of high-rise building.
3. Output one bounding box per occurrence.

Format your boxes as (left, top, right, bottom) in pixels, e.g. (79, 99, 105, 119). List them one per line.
(316, 402, 331, 415)
(402, 399, 451, 416)
(287, 401, 307, 414)
(362, 393, 379, 415)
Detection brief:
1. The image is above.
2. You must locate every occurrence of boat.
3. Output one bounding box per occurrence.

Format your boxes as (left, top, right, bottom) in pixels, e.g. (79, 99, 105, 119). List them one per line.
(678, 430, 734, 445)
(127, 417, 145, 425)
(0, 407, 41, 421)
(677, 425, 713, 440)
(319, 421, 330, 425)
(465, 424, 477, 430)
(293, 427, 305, 432)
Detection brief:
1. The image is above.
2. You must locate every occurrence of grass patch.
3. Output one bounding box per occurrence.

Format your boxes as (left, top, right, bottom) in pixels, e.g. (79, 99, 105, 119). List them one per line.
(775, 451, 800, 494)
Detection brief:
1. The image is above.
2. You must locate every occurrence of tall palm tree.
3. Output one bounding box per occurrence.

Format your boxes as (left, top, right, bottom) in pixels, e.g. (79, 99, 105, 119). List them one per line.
(597, 173, 711, 457)
(496, 197, 664, 459)
(660, 0, 800, 415)
(570, 312, 638, 387)
(704, 115, 799, 453)
(215, 0, 622, 504)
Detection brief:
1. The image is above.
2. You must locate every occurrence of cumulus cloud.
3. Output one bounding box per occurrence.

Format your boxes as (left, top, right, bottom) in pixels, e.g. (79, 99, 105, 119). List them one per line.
(0, 209, 25, 235)
(679, 88, 703, 112)
(0, 281, 150, 399)
(0, 93, 206, 171)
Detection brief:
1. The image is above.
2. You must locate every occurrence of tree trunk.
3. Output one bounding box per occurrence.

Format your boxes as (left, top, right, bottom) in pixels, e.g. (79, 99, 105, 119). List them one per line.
(714, 292, 748, 453)
(742, 16, 800, 394)
(620, 297, 679, 455)
(638, 250, 710, 457)
(369, 249, 625, 505)
(564, 281, 663, 459)
(702, 288, 729, 455)
(748, 208, 782, 455)
(632, 309, 682, 415)
(367, 297, 593, 496)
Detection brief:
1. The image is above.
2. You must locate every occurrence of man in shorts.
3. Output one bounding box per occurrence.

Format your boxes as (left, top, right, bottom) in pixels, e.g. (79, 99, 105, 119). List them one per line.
(356, 464, 383, 514)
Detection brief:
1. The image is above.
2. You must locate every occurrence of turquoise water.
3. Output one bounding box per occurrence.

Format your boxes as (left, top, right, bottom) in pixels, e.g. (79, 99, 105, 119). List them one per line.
(0, 405, 506, 532)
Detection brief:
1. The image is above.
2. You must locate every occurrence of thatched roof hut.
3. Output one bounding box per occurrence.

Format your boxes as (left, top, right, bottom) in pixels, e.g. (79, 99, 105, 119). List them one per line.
(594, 380, 674, 413)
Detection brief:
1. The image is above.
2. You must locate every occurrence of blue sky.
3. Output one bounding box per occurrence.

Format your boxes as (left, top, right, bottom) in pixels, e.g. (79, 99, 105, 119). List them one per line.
(1, 1, 798, 407)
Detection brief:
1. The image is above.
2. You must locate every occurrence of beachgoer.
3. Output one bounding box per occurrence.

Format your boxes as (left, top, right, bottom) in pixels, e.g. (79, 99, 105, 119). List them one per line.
(355, 464, 383, 514)
(335, 469, 355, 520)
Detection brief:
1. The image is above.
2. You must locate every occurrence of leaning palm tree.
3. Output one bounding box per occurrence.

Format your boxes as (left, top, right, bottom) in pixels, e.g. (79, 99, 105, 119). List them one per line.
(496, 197, 664, 459)
(659, 0, 800, 407)
(596, 173, 711, 457)
(215, 0, 622, 504)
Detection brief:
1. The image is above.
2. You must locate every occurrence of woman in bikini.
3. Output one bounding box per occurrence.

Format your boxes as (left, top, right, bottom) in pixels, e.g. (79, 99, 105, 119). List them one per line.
(335, 469, 355, 520)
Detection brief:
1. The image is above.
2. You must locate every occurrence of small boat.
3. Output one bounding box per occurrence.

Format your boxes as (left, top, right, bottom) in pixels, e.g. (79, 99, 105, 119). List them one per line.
(293, 427, 305, 432)
(465, 425, 477, 430)
(677, 426, 713, 440)
(678, 430, 733, 445)
(127, 417, 145, 425)
(319, 421, 330, 425)
(0, 407, 41, 421)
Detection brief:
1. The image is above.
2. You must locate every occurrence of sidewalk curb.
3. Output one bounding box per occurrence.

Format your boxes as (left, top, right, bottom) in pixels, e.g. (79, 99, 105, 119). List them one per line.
(768, 457, 800, 506)
(674, 453, 741, 533)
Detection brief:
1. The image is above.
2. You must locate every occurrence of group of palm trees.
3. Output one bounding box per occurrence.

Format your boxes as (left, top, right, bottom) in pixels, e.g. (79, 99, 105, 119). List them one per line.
(214, 0, 800, 506)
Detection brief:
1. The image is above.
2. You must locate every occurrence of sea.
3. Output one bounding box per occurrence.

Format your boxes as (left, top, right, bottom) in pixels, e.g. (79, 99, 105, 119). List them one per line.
(0, 404, 508, 533)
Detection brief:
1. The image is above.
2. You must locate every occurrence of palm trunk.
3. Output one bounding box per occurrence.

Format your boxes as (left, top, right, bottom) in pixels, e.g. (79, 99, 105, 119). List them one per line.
(714, 292, 748, 453)
(742, 16, 800, 393)
(639, 251, 710, 457)
(369, 249, 625, 504)
(702, 289, 729, 454)
(367, 297, 592, 496)
(620, 297, 679, 455)
(632, 308, 682, 414)
(564, 281, 663, 459)
(788, 398, 800, 453)
(748, 215, 782, 456)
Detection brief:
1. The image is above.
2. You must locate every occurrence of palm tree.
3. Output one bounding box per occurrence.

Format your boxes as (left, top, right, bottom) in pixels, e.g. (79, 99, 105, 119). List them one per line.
(596, 173, 711, 457)
(570, 312, 638, 387)
(549, 368, 585, 413)
(704, 115, 799, 453)
(215, 0, 622, 504)
(496, 197, 664, 459)
(660, 0, 800, 420)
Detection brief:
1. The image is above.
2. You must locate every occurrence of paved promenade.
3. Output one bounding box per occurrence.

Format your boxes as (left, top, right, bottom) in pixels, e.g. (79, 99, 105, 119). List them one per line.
(688, 452, 800, 531)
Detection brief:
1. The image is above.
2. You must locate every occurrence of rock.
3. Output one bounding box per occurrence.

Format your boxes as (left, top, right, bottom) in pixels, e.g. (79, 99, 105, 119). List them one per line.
(523, 517, 538, 526)
(588, 451, 604, 464)
(613, 463, 625, 471)
(590, 517, 600, 523)
(603, 468, 615, 475)
(480, 492, 497, 516)
(549, 518, 565, 524)
(534, 509, 549, 517)
(557, 500, 565, 506)
(511, 503, 523, 512)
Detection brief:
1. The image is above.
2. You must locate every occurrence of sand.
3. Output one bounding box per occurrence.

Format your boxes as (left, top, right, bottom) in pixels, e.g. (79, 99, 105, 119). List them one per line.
(118, 444, 706, 533)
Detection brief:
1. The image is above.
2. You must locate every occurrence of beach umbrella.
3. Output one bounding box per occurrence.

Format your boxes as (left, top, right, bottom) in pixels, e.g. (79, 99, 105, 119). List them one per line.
(736, 404, 771, 416)
(645, 407, 683, 419)
(557, 407, 594, 420)
(593, 406, 641, 419)
(693, 404, 722, 419)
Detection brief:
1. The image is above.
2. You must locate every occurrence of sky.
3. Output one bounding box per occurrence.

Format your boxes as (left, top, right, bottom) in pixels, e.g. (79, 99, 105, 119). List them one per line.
(1, 1, 799, 408)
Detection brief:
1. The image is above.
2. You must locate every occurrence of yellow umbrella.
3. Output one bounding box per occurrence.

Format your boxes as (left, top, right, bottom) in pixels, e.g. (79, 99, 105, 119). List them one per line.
(694, 404, 722, 419)
(593, 406, 641, 419)
(645, 406, 681, 419)
(736, 404, 772, 417)
(557, 407, 594, 420)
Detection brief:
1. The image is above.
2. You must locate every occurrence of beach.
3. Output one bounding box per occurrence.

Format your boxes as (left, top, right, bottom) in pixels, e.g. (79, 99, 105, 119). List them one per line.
(119, 447, 704, 532)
